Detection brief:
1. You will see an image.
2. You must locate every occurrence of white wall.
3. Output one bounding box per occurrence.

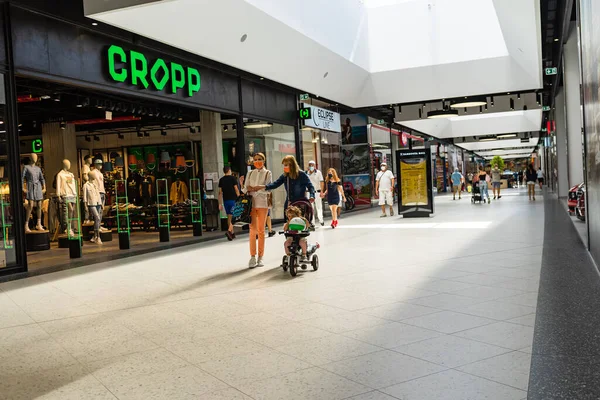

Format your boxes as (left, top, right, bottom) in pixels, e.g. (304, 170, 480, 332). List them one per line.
(555, 88, 569, 197)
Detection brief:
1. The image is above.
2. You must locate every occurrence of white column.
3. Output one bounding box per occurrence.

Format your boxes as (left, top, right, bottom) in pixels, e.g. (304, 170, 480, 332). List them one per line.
(555, 88, 569, 197)
(564, 23, 585, 187)
(200, 111, 223, 196)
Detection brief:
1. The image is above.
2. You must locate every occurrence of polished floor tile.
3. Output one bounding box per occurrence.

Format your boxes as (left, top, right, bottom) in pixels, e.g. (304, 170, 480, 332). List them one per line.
(401, 310, 495, 334)
(458, 351, 532, 391)
(342, 321, 443, 348)
(454, 321, 535, 350)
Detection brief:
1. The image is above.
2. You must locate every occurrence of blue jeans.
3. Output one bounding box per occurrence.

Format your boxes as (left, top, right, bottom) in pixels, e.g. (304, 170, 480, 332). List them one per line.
(479, 182, 489, 200)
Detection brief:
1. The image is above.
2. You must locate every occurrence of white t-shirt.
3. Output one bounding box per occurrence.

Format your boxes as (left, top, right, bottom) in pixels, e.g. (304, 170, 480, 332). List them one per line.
(376, 169, 395, 191)
(307, 170, 324, 191)
(537, 169, 544, 179)
(89, 169, 105, 194)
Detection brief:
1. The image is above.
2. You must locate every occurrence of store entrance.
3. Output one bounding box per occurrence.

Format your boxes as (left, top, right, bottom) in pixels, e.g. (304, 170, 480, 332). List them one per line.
(16, 77, 229, 273)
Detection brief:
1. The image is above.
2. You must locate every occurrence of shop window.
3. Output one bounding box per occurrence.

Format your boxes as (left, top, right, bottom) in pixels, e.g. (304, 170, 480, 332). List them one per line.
(244, 121, 295, 220)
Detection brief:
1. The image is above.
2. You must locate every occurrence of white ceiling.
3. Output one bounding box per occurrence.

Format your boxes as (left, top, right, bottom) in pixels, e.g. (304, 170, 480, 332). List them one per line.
(459, 137, 539, 152)
(84, 0, 542, 108)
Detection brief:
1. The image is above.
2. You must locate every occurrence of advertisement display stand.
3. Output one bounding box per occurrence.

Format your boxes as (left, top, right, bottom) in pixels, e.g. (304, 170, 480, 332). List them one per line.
(115, 180, 131, 250)
(396, 149, 434, 218)
(190, 178, 203, 237)
(156, 179, 170, 242)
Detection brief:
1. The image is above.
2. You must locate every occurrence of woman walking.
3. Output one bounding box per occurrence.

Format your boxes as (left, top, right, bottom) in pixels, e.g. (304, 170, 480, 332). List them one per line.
(323, 168, 345, 228)
(255, 155, 315, 211)
(242, 153, 272, 268)
(526, 163, 537, 201)
(478, 167, 491, 204)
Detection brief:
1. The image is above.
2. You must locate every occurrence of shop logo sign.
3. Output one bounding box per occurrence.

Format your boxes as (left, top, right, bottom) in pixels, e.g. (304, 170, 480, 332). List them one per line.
(300, 103, 341, 133)
(107, 45, 201, 97)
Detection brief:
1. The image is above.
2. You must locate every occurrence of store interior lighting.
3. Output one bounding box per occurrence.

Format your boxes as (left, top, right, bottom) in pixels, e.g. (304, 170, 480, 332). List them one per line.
(497, 133, 517, 138)
(427, 109, 459, 119)
(245, 122, 273, 129)
(450, 96, 487, 108)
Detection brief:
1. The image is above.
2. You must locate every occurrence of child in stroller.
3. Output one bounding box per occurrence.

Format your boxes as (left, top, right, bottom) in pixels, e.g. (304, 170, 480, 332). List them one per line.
(280, 205, 319, 277)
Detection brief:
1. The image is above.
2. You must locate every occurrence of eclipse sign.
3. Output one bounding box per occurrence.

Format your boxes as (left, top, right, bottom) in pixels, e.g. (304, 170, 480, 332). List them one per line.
(107, 45, 201, 97)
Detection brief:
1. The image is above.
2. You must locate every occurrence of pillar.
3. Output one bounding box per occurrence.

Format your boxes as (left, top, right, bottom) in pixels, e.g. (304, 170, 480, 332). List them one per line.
(41, 122, 79, 190)
(564, 23, 585, 188)
(200, 111, 223, 196)
(555, 88, 569, 197)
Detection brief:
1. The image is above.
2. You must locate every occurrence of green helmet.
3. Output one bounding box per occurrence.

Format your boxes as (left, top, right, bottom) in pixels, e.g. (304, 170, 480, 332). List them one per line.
(288, 217, 306, 231)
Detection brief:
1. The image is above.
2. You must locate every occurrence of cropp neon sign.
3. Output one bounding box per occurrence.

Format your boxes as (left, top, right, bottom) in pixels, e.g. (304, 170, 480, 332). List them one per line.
(107, 45, 201, 97)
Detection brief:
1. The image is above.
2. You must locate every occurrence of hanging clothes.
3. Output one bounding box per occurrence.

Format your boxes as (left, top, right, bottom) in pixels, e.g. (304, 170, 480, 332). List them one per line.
(170, 180, 189, 204)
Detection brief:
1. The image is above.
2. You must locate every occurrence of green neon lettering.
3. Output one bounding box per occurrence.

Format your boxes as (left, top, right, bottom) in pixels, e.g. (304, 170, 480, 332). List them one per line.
(187, 67, 201, 97)
(108, 45, 128, 82)
(130, 50, 149, 89)
(150, 58, 169, 91)
(170, 62, 185, 94)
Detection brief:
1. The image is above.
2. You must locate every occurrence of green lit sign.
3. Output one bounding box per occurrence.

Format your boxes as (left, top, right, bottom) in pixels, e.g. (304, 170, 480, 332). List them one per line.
(299, 107, 312, 120)
(542, 106, 550, 111)
(377, 119, 385, 124)
(32, 139, 43, 153)
(545, 67, 557, 76)
(299, 94, 309, 101)
(107, 45, 201, 97)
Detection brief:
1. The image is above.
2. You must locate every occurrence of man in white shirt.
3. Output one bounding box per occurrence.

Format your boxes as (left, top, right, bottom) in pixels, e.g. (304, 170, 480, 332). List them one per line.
(375, 162, 395, 217)
(306, 160, 324, 227)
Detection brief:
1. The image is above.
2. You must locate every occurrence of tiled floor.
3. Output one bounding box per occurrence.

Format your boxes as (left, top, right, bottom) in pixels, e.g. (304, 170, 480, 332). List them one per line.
(0, 188, 543, 399)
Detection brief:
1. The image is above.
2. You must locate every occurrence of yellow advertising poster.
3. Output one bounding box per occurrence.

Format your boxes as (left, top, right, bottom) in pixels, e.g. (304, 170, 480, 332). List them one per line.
(401, 159, 428, 206)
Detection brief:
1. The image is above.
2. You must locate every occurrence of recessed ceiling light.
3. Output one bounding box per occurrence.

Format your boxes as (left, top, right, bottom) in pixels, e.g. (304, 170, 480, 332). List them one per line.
(260, 77, 264, 80)
(498, 133, 517, 138)
(554, 38, 559, 42)
(240, 34, 248, 42)
(92, 22, 98, 26)
(450, 96, 487, 108)
(427, 109, 459, 119)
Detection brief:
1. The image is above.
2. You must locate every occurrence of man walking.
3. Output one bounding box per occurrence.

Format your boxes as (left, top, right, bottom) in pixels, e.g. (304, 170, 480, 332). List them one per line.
(451, 168, 464, 200)
(219, 166, 240, 241)
(376, 162, 395, 217)
(306, 160, 324, 227)
(491, 163, 502, 200)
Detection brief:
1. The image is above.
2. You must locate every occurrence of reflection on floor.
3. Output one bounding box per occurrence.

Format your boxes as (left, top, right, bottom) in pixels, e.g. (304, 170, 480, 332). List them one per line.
(0, 189, 542, 399)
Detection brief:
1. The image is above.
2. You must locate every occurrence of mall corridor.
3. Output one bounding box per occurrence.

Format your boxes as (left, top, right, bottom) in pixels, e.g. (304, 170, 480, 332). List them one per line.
(4, 188, 591, 400)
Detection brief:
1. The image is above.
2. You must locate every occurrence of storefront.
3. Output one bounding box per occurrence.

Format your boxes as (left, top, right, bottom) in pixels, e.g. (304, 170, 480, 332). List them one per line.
(0, 1, 298, 276)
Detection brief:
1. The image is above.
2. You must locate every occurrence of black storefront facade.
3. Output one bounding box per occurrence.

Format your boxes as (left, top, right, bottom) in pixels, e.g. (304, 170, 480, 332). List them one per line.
(0, 1, 299, 277)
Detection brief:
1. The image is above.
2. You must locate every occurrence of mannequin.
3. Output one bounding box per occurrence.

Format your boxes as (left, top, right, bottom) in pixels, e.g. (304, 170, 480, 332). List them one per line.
(56, 159, 77, 236)
(22, 153, 46, 233)
(82, 155, 92, 224)
(83, 172, 102, 244)
(89, 159, 107, 231)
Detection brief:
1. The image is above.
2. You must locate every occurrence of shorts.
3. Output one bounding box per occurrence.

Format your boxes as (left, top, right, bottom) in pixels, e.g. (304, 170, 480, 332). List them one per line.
(379, 190, 393, 206)
(223, 200, 236, 215)
(527, 181, 536, 186)
(537, 178, 544, 184)
(492, 182, 501, 189)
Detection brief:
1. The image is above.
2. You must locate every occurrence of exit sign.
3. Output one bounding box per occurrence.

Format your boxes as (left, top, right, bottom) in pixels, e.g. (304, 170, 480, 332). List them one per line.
(545, 67, 557, 76)
(542, 106, 550, 111)
(377, 119, 385, 124)
(299, 94, 309, 101)
(299, 107, 312, 120)
(32, 139, 43, 153)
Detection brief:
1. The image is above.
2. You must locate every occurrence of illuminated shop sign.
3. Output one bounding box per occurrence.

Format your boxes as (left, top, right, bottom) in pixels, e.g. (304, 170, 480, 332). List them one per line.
(106, 45, 201, 97)
(300, 103, 341, 133)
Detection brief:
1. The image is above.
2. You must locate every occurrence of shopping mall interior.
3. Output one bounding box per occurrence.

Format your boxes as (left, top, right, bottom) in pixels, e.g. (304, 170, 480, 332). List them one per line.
(0, 0, 599, 399)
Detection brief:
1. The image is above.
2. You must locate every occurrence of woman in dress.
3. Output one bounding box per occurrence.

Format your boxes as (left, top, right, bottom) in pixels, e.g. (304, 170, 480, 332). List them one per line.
(323, 168, 345, 228)
(242, 153, 272, 269)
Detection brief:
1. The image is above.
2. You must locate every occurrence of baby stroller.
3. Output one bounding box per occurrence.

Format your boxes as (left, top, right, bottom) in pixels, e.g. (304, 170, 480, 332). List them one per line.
(471, 181, 483, 204)
(279, 200, 319, 277)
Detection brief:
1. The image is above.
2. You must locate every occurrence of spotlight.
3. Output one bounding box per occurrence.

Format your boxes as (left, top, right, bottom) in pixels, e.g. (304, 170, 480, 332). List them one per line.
(491, 96, 494, 107)
(517, 93, 521, 100)
(479, 106, 482, 113)
(144, 131, 150, 137)
(224, 125, 228, 132)
(76, 98, 83, 108)
(118, 133, 124, 139)
(40, 95, 51, 100)
(510, 98, 515, 110)
(53, 94, 61, 102)
(92, 22, 98, 26)
(60, 121, 66, 130)
(523, 105, 528, 111)
(137, 129, 143, 138)
(85, 136, 91, 142)
(398, 105, 402, 114)
(161, 130, 167, 136)
(189, 126, 197, 134)
(94, 135, 100, 142)
(232, 124, 237, 130)
(418, 109, 422, 119)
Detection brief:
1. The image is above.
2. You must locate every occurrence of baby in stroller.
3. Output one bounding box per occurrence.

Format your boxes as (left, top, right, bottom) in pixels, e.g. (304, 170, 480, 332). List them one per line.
(280, 205, 319, 277)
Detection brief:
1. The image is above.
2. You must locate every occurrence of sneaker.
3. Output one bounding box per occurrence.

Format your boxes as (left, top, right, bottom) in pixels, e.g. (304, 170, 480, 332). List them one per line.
(494, 196, 497, 200)
(459, 197, 462, 200)
(309, 226, 316, 232)
(100, 227, 110, 233)
(35, 224, 44, 231)
(90, 237, 97, 243)
(268, 231, 276, 237)
(300, 255, 308, 263)
(96, 237, 103, 245)
(380, 214, 387, 218)
(225, 231, 234, 241)
(320, 222, 324, 226)
(453, 197, 456, 200)
(488, 198, 491, 204)
(498, 196, 502, 199)
(256, 257, 265, 268)
(390, 210, 394, 216)
(25, 226, 31, 233)
(248, 256, 257, 269)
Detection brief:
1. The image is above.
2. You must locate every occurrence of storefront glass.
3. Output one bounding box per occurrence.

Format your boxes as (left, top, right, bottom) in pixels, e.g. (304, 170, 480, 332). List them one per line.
(244, 121, 295, 220)
(0, 76, 17, 269)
